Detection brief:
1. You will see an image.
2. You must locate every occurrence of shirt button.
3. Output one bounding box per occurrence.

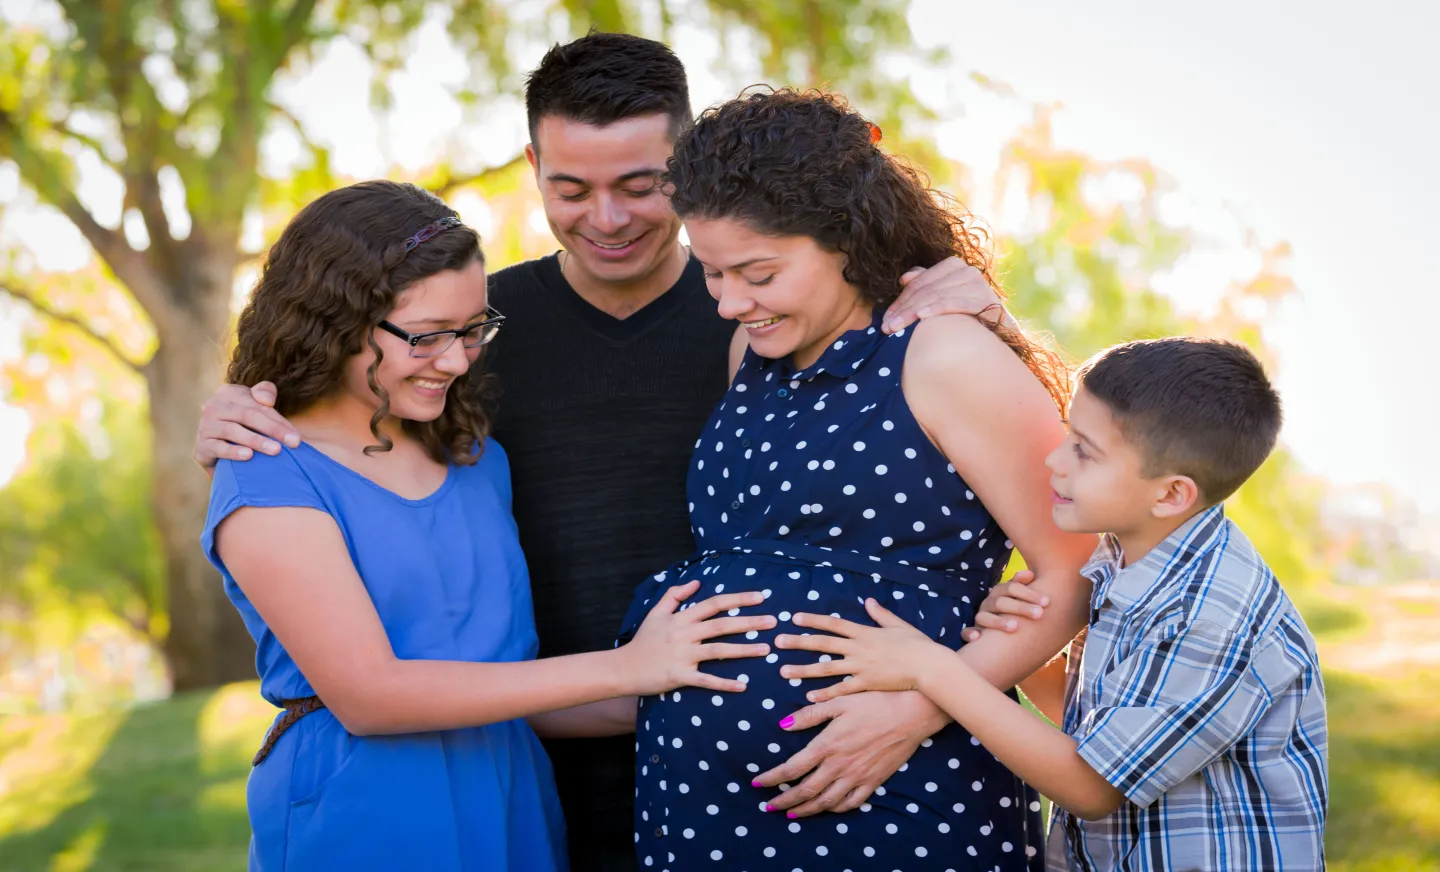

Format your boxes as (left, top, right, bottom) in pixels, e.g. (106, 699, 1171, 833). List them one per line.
(731, 501, 741, 510)
(742, 439, 751, 448)
(655, 827, 664, 838)
(777, 388, 789, 397)
(650, 754, 661, 763)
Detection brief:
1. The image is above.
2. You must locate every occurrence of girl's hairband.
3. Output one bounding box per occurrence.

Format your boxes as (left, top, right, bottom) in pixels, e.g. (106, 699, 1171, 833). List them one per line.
(403, 216, 464, 253)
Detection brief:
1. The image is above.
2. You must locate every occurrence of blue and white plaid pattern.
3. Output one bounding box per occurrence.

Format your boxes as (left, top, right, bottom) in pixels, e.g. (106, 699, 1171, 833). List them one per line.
(1046, 505, 1328, 872)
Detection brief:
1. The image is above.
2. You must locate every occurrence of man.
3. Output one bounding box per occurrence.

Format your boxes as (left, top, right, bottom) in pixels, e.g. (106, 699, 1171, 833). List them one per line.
(194, 33, 999, 872)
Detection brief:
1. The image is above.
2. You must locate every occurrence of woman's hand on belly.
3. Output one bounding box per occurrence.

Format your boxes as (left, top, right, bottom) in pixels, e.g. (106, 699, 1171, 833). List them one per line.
(750, 689, 951, 818)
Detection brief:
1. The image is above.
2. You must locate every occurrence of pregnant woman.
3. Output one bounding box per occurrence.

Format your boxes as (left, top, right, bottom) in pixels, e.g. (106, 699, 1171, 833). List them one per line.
(617, 90, 1098, 869)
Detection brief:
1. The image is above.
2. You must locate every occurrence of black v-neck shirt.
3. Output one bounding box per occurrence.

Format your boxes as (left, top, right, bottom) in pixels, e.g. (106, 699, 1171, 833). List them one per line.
(484, 253, 733, 871)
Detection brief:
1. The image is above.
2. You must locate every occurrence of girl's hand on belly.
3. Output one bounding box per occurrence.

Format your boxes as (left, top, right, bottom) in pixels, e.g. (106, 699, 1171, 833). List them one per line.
(619, 579, 777, 697)
(776, 598, 950, 701)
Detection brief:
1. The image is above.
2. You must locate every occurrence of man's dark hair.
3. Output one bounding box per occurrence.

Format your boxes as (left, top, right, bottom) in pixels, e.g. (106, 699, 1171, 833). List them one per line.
(524, 32, 692, 146)
(1077, 337, 1283, 505)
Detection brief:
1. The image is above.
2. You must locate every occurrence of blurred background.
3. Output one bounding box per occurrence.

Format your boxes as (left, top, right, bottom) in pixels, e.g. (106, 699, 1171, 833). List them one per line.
(0, 0, 1435, 869)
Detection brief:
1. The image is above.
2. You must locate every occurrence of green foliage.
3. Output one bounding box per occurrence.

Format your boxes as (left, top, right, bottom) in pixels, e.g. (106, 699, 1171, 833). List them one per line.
(990, 108, 1325, 585)
(0, 402, 163, 642)
(0, 683, 273, 871)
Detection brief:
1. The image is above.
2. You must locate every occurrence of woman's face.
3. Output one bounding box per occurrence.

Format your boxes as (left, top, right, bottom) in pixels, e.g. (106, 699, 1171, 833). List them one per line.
(340, 257, 488, 423)
(686, 217, 871, 370)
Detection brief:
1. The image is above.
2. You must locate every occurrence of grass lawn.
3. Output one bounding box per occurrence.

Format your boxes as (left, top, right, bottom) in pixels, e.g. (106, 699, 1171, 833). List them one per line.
(1, 585, 1437, 871)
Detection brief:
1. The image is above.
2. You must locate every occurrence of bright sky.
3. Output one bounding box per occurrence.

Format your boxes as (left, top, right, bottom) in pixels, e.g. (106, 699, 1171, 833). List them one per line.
(2, 0, 1436, 518)
(917, 0, 1440, 514)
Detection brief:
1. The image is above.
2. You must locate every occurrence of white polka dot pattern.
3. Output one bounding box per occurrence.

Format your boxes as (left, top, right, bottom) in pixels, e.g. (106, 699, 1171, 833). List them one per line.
(619, 312, 1042, 868)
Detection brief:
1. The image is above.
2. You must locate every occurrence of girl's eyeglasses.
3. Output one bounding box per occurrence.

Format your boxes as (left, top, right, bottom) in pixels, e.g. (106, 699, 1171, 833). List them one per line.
(377, 307, 506, 358)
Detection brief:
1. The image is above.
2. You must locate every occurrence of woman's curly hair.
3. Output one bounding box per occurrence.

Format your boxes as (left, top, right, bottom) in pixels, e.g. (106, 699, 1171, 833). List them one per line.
(228, 180, 492, 465)
(666, 88, 1070, 412)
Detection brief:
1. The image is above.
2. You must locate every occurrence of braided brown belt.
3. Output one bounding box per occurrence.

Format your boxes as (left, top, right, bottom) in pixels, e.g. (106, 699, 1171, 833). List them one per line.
(253, 696, 326, 766)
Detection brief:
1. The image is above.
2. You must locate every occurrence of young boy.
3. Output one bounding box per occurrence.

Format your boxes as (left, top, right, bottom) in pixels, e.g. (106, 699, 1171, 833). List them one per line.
(775, 337, 1328, 871)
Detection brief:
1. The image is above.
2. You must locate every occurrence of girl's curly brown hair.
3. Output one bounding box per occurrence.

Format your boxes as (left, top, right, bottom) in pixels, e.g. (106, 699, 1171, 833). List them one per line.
(228, 180, 491, 465)
(666, 88, 1070, 412)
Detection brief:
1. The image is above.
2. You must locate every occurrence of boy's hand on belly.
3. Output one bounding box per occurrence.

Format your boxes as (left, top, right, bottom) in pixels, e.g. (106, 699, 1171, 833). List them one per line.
(776, 599, 948, 701)
(750, 690, 950, 818)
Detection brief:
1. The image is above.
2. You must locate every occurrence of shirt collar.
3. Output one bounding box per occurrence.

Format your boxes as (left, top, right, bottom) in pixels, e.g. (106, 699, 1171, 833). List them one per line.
(755, 308, 888, 382)
(1084, 504, 1229, 613)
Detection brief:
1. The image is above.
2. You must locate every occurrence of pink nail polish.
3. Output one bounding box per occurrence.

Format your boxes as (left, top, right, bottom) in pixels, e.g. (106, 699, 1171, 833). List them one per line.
(787, 812, 798, 819)
(751, 780, 762, 787)
(778, 716, 795, 729)
(764, 803, 775, 812)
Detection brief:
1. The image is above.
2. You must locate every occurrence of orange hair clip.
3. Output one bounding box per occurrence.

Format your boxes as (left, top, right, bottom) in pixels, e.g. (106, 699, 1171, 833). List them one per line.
(868, 123, 883, 144)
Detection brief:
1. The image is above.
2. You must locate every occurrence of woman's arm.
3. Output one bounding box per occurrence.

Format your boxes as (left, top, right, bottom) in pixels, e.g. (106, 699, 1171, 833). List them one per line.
(729, 326, 749, 381)
(216, 506, 773, 736)
(529, 697, 638, 738)
(904, 314, 1098, 688)
(1018, 654, 1069, 725)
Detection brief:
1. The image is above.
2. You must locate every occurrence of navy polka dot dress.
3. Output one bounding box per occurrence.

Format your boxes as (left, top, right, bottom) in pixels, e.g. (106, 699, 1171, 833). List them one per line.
(618, 310, 1045, 871)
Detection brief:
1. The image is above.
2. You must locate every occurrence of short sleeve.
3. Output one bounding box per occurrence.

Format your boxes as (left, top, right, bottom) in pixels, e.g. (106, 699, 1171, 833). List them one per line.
(200, 449, 330, 571)
(1073, 619, 1301, 807)
(477, 437, 512, 508)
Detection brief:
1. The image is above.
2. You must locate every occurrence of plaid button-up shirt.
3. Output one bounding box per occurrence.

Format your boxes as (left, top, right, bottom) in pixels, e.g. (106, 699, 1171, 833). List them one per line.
(1046, 505, 1328, 872)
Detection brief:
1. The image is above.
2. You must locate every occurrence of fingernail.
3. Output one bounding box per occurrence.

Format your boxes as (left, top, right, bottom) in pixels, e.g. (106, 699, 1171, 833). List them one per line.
(237, 448, 252, 459)
(284, 433, 300, 447)
(263, 440, 281, 455)
(779, 716, 795, 729)
(787, 812, 798, 819)
(764, 803, 775, 812)
(1033, 608, 1042, 618)
(916, 307, 932, 319)
(752, 780, 762, 787)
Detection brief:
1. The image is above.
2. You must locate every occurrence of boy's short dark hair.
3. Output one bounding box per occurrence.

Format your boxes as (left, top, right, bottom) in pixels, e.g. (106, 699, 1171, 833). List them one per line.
(1077, 337, 1282, 504)
(524, 32, 692, 147)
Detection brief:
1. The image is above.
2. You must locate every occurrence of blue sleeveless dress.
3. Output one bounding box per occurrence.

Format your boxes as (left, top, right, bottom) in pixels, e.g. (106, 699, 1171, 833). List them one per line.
(202, 439, 568, 872)
(618, 311, 1045, 870)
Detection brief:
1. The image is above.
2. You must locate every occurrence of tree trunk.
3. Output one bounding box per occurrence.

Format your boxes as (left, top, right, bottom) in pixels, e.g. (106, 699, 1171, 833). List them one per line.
(147, 298, 255, 692)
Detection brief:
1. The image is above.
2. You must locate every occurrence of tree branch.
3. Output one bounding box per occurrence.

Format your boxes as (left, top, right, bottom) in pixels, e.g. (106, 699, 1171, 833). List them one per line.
(0, 108, 182, 335)
(0, 281, 148, 375)
(125, 166, 176, 263)
(428, 153, 528, 197)
(279, 0, 321, 59)
(49, 120, 118, 168)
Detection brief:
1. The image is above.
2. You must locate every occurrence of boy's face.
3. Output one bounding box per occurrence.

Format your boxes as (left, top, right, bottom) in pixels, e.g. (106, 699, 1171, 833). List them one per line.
(526, 113, 684, 290)
(1046, 388, 1173, 536)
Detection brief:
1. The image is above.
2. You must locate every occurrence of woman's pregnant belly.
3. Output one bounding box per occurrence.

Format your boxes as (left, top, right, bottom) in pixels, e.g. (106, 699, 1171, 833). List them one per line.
(640, 550, 977, 785)
(633, 552, 1042, 868)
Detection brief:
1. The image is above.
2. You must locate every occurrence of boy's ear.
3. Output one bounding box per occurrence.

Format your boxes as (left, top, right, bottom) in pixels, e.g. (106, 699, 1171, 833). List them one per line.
(1151, 475, 1201, 520)
(525, 142, 540, 176)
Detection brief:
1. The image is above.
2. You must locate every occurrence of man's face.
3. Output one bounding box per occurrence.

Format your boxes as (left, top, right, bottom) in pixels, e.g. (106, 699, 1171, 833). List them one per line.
(527, 113, 684, 289)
